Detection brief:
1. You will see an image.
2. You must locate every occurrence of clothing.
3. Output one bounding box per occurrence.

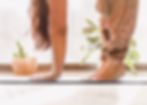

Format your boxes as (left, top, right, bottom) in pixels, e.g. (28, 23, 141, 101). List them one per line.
(97, 0, 138, 60)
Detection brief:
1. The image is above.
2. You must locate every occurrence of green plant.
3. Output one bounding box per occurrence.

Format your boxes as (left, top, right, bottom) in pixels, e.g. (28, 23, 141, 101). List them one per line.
(13, 41, 27, 58)
(125, 39, 140, 75)
(82, 19, 140, 75)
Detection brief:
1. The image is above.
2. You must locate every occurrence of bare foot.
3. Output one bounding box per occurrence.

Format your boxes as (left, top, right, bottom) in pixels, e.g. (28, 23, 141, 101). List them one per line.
(90, 59, 126, 81)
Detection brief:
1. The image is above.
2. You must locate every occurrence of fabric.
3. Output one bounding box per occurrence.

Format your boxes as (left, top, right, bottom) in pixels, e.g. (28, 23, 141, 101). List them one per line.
(97, 0, 138, 60)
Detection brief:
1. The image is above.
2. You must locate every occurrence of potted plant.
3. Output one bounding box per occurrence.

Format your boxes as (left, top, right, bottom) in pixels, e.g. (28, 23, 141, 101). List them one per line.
(12, 41, 37, 76)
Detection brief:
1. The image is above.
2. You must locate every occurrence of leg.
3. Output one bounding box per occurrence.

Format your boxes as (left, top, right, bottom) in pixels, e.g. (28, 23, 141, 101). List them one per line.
(91, 0, 138, 80)
(31, 0, 67, 81)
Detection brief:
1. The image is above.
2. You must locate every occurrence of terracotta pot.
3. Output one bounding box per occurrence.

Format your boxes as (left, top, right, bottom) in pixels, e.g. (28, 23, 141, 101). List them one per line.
(12, 58, 37, 76)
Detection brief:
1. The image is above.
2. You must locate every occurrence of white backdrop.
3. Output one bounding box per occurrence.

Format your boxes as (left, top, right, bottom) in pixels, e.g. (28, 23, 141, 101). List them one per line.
(0, 0, 146, 64)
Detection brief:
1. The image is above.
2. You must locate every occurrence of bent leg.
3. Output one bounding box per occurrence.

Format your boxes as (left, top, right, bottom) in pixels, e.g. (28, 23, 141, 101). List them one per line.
(91, 0, 138, 80)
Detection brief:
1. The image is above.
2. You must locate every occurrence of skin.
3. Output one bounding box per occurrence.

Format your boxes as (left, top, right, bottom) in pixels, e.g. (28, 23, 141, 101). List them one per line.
(31, 0, 67, 81)
(31, 0, 138, 81)
(46, 0, 67, 79)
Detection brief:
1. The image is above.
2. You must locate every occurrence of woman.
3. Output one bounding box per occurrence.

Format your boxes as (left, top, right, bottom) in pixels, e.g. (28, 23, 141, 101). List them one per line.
(30, 0, 138, 81)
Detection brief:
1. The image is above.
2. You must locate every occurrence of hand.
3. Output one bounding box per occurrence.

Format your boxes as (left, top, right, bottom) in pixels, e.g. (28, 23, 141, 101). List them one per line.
(30, 70, 61, 82)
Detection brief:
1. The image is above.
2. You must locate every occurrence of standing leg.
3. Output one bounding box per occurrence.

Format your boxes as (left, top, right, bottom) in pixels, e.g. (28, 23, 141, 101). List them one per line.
(91, 0, 139, 80)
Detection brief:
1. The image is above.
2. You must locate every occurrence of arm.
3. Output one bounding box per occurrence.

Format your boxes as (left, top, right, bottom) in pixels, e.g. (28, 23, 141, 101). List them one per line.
(48, 0, 67, 78)
(30, 0, 67, 81)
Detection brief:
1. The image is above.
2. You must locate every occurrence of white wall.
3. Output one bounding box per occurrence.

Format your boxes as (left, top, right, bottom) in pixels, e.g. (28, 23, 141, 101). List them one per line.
(0, 0, 146, 64)
(134, 0, 147, 63)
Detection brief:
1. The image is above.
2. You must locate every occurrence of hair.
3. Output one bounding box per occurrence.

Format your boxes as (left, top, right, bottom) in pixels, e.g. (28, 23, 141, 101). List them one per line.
(31, 0, 51, 49)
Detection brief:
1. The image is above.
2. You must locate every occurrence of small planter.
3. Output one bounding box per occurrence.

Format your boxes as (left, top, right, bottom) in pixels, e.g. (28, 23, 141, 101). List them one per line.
(12, 58, 37, 76)
(12, 41, 38, 76)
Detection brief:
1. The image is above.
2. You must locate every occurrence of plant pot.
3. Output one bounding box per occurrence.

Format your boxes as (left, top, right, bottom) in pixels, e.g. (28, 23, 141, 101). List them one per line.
(12, 58, 37, 76)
